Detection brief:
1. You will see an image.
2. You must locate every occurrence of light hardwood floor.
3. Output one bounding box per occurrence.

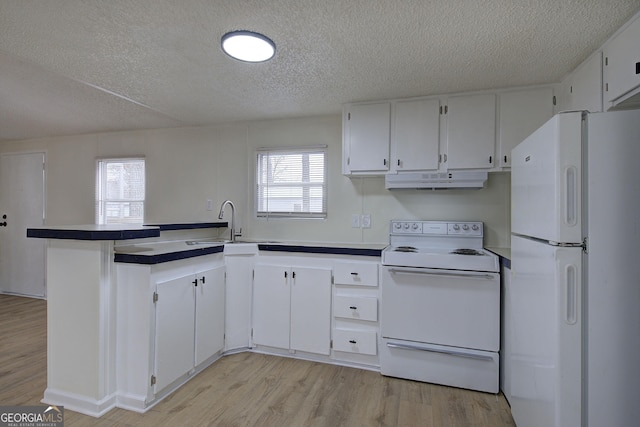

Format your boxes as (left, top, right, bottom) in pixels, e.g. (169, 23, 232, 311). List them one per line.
(0, 294, 515, 426)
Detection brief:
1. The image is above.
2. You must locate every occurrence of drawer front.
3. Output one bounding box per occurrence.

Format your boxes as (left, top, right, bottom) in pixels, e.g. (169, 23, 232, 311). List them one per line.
(334, 295, 378, 321)
(333, 261, 378, 286)
(333, 329, 377, 355)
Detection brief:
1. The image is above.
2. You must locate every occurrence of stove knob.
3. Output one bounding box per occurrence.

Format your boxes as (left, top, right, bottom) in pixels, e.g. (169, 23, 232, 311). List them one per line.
(462, 224, 469, 231)
(453, 224, 460, 231)
(412, 223, 419, 230)
(403, 223, 410, 230)
(393, 222, 402, 230)
(472, 224, 479, 231)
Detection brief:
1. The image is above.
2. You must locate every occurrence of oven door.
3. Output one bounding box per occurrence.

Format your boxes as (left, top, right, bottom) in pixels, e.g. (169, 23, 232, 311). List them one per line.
(380, 266, 500, 352)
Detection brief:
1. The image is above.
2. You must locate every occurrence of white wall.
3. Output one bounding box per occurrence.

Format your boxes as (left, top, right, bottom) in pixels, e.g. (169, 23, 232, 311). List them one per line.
(0, 114, 511, 247)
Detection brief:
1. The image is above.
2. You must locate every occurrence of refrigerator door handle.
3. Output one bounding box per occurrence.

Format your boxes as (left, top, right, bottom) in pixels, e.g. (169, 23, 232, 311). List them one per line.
(564, 166, 578, 226)
(565, 264, 577, 325)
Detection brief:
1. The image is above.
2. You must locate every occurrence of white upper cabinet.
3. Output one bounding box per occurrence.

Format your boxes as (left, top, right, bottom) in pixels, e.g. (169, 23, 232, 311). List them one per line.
(603, 15, 640, 107)
(561, 53, 602, 113)
(342, 102, 390, 174)
(445, 93, 496, 170)
(391, 98, 441, 172)
(498, 87, 554, 167)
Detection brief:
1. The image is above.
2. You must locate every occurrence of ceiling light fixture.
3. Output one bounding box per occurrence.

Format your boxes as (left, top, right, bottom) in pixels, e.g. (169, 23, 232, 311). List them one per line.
(221, 30, 276, 63)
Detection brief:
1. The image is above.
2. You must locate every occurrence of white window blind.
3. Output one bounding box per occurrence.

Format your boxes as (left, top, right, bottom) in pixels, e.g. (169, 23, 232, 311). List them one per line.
(96, 158, 145, 224)
(256, 147, 327, 218)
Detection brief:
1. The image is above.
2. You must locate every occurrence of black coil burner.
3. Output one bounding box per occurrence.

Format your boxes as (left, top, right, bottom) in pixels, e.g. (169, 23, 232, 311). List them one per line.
(450, 248, 484, 256)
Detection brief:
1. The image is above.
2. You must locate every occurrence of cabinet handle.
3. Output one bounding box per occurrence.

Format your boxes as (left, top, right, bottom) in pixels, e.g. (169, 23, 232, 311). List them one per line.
(443, 154, 447, 163)
(397, 159, 401, 166)
(349, 306, 358, 310)
(504, 155, 508, 163)
(292, 271, 296, 279)
(636, 61, 639, 75)
(350, 272, 358, 276)
(489, 155, 493, 164)
(200, 276, 205, 284)
(192, 279, 198, 287)
(349, 340, 357, 344)
(284, 271, 287, 278)
(383, 159, 387, 166)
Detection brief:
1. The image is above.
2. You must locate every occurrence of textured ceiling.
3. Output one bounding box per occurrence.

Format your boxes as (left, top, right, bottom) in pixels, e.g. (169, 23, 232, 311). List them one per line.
(1, 0, 639, 142)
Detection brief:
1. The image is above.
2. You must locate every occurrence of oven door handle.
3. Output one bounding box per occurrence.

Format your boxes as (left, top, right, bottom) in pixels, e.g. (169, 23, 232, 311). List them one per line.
(386, 342, 495, 362)
(388, 267, 495, 281)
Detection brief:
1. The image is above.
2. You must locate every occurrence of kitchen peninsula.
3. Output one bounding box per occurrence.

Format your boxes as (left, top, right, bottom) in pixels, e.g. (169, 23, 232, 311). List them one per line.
(28, 222, 385, 417)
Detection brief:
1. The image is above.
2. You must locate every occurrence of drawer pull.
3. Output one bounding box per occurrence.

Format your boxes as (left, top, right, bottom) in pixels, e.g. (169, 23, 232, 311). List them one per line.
(350, 272, 359, 276)
(349, 306, 358, 310)
(349, 340, 357, 344)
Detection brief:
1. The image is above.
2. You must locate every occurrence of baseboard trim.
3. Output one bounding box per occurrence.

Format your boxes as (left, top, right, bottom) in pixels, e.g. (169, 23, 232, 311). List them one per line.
(42, 388, 116, 417)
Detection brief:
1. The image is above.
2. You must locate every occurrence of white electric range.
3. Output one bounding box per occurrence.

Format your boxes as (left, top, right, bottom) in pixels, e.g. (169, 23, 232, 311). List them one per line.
(380, 220, 500, 393)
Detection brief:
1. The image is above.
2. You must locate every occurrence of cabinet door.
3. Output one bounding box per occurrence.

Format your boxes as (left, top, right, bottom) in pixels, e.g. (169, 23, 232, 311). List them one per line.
(446, 93, 496, 169)
(252, 264, 290, 349)
(344, 103, 390, 173)
(224, 254, 255, 351)
(498, 88, 554, 167)
(567, 53, 602, 113)
(392, 98, 441, 171)
(603, 17, 640, 103)
(195, 265, 225, 366)
(290, 266, 332, 355)
(154, 276, 195, 393)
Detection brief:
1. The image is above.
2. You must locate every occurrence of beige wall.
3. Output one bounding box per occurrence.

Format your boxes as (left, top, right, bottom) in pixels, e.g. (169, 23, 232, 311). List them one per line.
(0, 114, 511, 247)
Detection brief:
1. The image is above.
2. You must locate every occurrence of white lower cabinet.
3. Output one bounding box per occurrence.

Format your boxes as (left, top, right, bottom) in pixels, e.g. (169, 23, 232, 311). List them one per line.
(154, 265, 225, 393)
(331, 260, 380, 366)
(115, 255, 225, 411)
(253, 263, 332, 355)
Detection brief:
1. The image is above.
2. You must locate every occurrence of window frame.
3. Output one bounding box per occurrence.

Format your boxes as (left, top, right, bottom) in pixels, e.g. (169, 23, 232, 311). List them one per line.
(255, 145, 328, 220)
(95, 157, 146, 225)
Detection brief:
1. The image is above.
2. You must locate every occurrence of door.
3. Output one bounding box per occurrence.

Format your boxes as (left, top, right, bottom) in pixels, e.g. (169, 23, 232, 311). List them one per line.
(509, 235, 581, 427)
(345, 102, 390, 173)
(498, 87, 554, 167)
(381, 266, 500, 351)
(0, 152, 45, 297)
(392, 98, 441, 171)
(195, 265, 225, 365)
(511, 112, 582, 243)
(290, 266, 332, 355)
(252, 264, 290, 349)
(154, 275, 195, 393)
(445, 93, 496, 169)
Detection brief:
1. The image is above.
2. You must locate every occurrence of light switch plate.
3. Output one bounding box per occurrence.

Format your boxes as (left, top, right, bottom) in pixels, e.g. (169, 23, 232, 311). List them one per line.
(351, 214, 360, 228)
(361, 214, 371, 228)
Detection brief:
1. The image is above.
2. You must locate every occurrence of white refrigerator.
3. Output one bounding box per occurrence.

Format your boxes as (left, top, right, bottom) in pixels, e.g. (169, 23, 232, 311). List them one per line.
(510, 110, 640, 427)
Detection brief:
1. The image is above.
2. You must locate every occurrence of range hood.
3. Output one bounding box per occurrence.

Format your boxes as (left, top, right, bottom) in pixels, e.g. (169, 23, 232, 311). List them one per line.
(385, 171, 488, 190)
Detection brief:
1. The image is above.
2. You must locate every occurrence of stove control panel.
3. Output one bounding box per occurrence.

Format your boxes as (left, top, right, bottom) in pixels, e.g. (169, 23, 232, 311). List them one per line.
(390, 220, 483, 236)
(447, 222, 482, 236)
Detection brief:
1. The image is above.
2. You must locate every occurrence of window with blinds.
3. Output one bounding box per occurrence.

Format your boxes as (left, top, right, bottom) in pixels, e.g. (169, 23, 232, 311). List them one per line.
(256, 147, 327, 219)
(96, 158, 145, 224)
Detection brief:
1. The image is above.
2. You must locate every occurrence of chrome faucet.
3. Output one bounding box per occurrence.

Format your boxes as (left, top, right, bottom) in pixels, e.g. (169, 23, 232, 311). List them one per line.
(218, 200, 238, 242)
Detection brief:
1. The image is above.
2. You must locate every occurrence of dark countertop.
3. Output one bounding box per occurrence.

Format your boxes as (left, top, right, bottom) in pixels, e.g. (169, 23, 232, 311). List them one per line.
(114, 242, 225, 265)
(486, 247, 511, 269)
(258, 242, 385, 257)
(27, 222, 228, 241)
(113, 240, 386, 265)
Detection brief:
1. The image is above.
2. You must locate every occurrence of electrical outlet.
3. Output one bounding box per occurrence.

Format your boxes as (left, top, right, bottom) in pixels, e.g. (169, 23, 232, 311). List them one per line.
(206, 199, 213, 211)
(361, 214, 371, 228)
(351, 214, 360, 228)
